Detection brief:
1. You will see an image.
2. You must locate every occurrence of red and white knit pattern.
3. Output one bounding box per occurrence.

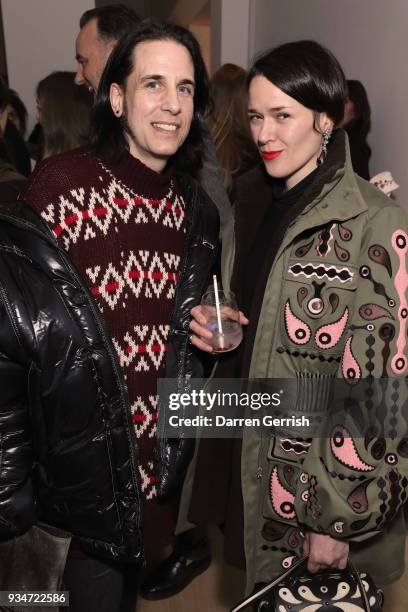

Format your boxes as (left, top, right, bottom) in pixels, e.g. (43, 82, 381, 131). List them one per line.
(24, 150, 187, 556)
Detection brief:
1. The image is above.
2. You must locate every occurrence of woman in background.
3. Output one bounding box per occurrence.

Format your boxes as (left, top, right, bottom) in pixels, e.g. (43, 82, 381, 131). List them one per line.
(340, 79, 371, 179)
(206, 63, 258, 195)
(36, 71, 93, 159)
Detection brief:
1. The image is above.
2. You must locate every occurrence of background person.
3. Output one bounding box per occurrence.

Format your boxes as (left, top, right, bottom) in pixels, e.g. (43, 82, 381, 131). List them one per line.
(206, 63, 259, 195)
(36, 71, 93, 159)
(5, 89, 28, 136)
(340, 79, 371, 179)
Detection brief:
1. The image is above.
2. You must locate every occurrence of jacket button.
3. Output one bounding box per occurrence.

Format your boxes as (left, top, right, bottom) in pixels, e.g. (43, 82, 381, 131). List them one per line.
(73, 292, 87, 306)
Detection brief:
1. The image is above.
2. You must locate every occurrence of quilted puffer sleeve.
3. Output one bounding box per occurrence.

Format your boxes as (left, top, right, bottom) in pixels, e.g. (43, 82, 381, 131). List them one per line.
(0, 300, 35, 540)
(295, 203, 408, 541)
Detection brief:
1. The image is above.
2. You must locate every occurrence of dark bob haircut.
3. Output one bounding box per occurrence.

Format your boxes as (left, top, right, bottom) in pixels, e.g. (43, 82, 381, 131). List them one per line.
(89, 20, 210, 176)
(248, 40, 347, 127)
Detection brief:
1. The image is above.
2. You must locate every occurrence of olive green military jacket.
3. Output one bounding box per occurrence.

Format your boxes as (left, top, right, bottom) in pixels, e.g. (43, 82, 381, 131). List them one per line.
(221, 132, 408, 593)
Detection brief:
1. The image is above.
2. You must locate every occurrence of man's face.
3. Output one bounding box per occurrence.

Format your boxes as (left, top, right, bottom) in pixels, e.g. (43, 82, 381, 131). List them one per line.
(75, 18, 115, 93)
(110, 39, 195, 173)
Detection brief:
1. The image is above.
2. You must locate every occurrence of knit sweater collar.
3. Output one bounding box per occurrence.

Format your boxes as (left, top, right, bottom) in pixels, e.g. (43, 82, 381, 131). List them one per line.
(99, 150, 173, 200)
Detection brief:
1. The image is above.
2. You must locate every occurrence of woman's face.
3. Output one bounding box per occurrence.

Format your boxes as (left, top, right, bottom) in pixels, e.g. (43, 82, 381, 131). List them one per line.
(248, 75, 333, 190)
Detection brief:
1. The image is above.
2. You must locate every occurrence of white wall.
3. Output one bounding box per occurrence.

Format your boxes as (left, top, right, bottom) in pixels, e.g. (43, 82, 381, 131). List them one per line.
(248, 0, 408, 210)
(2, 0, 92, 135)
(211, 0, 252, 72)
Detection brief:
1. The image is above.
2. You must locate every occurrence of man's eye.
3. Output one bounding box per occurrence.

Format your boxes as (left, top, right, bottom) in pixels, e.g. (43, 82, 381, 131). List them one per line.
(146, 81, 160, 90)
(178, 85, 193, 96)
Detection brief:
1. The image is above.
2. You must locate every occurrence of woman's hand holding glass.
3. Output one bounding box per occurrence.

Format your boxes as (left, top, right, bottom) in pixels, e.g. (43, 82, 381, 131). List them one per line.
(189, 293, 249, 353)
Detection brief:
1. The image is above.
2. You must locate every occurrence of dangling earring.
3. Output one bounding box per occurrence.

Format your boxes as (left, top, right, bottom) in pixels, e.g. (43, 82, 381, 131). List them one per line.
(317, 127, 333, 165)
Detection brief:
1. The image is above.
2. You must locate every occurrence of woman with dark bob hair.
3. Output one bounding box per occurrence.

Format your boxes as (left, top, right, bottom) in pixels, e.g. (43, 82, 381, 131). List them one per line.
(186, 40, 408, 600)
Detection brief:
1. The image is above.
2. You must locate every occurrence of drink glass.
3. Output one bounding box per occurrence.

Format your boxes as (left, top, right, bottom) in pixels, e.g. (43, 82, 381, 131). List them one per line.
(200, 288, 243, 353)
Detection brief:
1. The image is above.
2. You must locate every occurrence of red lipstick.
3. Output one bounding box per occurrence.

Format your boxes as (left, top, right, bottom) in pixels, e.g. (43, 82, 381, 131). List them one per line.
(262, 150, 283, 160)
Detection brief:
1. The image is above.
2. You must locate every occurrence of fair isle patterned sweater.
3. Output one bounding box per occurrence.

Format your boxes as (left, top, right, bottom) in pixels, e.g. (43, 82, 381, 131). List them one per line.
(23, 148, 187, 557)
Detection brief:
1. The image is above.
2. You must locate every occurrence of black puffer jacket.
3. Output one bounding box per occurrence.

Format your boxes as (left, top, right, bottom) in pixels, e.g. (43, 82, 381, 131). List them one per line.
(0, 177, 218, 562)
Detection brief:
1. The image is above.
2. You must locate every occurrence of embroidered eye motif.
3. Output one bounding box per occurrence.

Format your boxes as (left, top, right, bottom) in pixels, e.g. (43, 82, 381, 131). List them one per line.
(334, 521, 344, 533)
(315, 308, 349, 349)
(331, 426, 375, 472)
(385, 453, 398, 465)
(299, 472, 309, 484)
(307, 297, 324, 315)
(301, 490, 309, 502)
(284, 300, 312, 345)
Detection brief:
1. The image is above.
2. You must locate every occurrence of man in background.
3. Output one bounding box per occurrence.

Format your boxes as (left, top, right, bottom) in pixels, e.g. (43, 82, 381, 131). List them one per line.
(75, 4, 141, 93)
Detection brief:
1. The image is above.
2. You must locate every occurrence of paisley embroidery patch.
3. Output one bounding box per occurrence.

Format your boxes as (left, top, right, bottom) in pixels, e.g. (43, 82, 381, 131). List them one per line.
(284, 300, 312, 345)
(315, 308, 349, 349)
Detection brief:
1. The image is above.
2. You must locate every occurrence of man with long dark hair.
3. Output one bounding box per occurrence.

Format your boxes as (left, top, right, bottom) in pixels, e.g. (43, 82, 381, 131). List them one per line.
(74, 3, 230, 227)
(0, 21, 218, 612)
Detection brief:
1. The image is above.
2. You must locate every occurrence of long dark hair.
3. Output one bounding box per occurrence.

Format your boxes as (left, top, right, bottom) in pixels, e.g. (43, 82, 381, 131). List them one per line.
(89, 20, 210, 176)
(207, 63, 259, 189)
(247, 40, 347, 127)
(37, 71, 93, 157)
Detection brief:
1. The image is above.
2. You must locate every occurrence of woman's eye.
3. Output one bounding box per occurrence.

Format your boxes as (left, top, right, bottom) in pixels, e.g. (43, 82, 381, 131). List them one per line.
(277, 113, 290, 121)
(249, 114, 262, 123)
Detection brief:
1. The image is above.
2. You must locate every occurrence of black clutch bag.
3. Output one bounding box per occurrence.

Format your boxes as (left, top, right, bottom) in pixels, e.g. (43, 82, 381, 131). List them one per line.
(230, 557, 384, 612)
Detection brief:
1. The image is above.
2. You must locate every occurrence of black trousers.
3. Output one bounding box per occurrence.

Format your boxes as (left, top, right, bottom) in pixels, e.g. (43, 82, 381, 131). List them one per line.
(63, 557, 140, 612)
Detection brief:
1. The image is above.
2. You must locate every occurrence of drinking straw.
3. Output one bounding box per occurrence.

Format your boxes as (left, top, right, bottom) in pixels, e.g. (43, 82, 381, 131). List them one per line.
(213, 274, 225, 349)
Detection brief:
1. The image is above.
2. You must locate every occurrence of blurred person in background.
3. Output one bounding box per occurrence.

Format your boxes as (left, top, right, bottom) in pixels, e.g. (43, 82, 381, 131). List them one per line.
(36, 71, 93, 160)
(0, 80, 25, 187)
(0, 78, 31, 177)
(340, 79, 371, 179)
(5, 89, 28, 136)
(75, 3, 141, 94)
(207, 63, 259, 196)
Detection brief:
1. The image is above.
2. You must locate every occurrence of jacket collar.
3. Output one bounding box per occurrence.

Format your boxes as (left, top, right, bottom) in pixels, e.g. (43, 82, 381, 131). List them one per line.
(233, 130, 368, 258)
(0, 200, 60, 248)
